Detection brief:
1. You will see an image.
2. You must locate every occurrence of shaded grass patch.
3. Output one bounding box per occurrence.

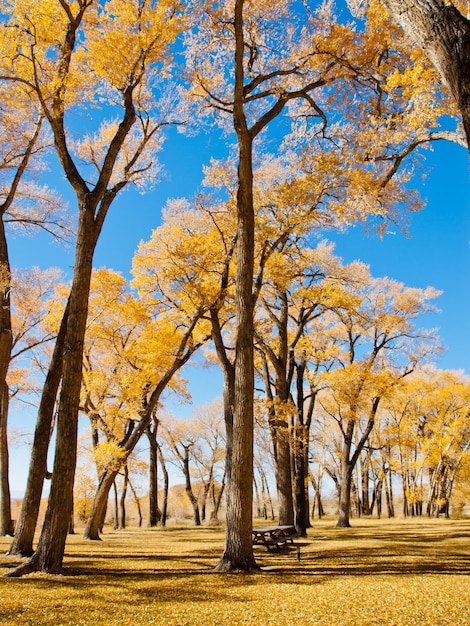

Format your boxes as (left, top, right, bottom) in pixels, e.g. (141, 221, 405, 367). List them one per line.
(1, 519, 470, 625)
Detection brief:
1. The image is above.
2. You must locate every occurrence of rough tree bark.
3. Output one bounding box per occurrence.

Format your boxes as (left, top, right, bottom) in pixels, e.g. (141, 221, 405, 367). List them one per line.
(215, 0, 257, 572)
(83, 342, 200, 540)
(5, 206, 100, 576)
(8, 302, 68, 556)
(0, 219, 13, 538)
(146, 421, 161, 527)
(258, 291, 295, 528)
(0, 383, 13, 537)
(337, 400, 380, 528)
(182, 445, 201, 526)
(382, 0, 470, 150)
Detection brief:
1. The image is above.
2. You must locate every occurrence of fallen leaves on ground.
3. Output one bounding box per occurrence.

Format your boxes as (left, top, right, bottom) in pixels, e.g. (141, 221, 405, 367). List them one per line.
(1, 518, 470, 625)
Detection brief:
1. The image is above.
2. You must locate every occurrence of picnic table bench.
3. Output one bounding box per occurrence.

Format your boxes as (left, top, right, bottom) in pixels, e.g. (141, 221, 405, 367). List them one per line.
(252, 525, 305, 560)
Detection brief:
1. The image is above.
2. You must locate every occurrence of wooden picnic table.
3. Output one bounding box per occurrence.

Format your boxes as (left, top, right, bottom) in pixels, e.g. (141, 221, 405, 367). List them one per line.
(252, 525, 309, 561)
(252, 525, 298, 548)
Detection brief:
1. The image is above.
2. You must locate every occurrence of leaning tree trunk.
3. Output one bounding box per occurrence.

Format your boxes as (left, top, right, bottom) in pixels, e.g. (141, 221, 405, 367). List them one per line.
(382, 0, 470, 150)
(83, 467, 119, 540)
(5, 207, 97, 576)
(182, 448, 201, 527)
(8, 302, 68, 556)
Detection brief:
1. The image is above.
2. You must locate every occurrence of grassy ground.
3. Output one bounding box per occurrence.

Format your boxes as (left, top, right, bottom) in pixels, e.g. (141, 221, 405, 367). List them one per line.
(1, 517, 470, 625)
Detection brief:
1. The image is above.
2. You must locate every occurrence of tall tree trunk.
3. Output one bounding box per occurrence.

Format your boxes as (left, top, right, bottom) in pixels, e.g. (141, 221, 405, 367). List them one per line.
(260, 292, 295, 528)
(158, 444, 168, 527)
(112, 481, 118, 530)
(6, 207, 97, 576)
(266, 402, 294, 527)
(292, 362, 313, 534)
(337, 420, 355, 528)
(336, 399, 379, 528)
(292, 429, 309, 534)
(382, 0, 470, 149)
(0, 383, 13, 536)
(182, 446, 201, 526)
(0, 119, 45, 540)
(146, 422, 161, 527)
(385, 464, 395, 518)
(361, 453, 371, 515)
(8, 302, 68, 556)
(0, 219, 13, 538)
(215, 0, 257, 568)
(83, 468, 118, 540)
(119, 466, 128, 529)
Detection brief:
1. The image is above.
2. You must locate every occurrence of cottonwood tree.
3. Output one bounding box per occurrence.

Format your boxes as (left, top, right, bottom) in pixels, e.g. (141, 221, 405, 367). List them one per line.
(378, 0, 470, 151)
(2, 0, 186, 576)
(344, 0, 467, 159)
(0, 267, 62, 537)
(161, 418, 204, 526)
(78, 268, 154, 532)
(186, 0, 456, 569)
(421, 372, 470, 516)
(254, 243, 336, 532)
(0, 82, 69, 537)
(379, 376, 429, 516)
(317, 265, 441, 527)
(381, 368, 470, 517)
(81, 215, 216, 540)
(358, 410, 397, 518)
(190, 399, 226, 524)
(186, 0, 355, 571)
(146, 415, 166, 527)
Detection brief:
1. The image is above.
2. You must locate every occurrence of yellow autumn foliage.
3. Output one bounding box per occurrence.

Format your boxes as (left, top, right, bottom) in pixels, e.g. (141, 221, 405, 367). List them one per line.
(93, 439, 128, 472)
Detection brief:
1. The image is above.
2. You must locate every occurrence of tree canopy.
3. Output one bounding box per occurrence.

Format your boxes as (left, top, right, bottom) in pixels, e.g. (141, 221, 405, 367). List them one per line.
(1, 0, 468, 577)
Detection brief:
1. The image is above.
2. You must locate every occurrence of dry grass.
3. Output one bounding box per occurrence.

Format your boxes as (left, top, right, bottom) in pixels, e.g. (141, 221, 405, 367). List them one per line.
(1, 518, 470, 625)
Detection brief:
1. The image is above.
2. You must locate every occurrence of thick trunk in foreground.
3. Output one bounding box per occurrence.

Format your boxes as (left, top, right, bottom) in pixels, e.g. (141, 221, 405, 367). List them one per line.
(8, 303, 68, 556)
(215, 150, 257, 569)
(216, 3, 257, 570)
(382, 0, 470, 150)
(5, 208, 96, 576)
